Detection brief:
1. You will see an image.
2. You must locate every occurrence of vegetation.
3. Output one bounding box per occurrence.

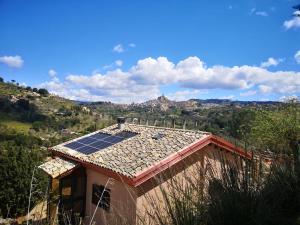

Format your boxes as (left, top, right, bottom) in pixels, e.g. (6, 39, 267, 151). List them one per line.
(0, 124, 48, 217)
(250, 101, 300, 174)
(0, 78, 299, 224)
(0, 81, 115, 219)
(140, 159, 300, 225)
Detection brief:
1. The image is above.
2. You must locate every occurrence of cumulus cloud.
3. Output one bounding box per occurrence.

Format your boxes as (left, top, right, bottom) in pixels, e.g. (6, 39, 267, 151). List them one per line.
(279, 95, 299, 102)
(250, 8, 268, 17)
(240, 90, 257, 97)
(115, 60, 123, 67)
(220, 95, 235, 100)
(48, 69, 57, 77)
(166, 90, 201, 101)
(113, 44, 124, 53)
(295, 50, 300, 64)
(0, 55, 24, 68)
(283, 13, 300, 29)
(39, 56, 300, 103)
(260, 57, 283, 68)
(255, 11, 268, 17)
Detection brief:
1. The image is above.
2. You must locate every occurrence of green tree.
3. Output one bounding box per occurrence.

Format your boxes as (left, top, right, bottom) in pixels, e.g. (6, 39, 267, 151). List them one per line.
(37, 88, 49, 96)
(250, 101, 300, 174)
(227, 109, 255, 140)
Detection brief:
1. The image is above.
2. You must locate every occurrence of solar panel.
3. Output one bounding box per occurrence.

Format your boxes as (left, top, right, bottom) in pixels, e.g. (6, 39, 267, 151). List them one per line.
(90, 141, 111, 149)
(89, 133, 111, 140)
(104, 136, 123, 144)
(64, 142, 84, 149)
(76, 145, 99, 154)
(63, 131, 137, 155)
(78, 137, 97, 144)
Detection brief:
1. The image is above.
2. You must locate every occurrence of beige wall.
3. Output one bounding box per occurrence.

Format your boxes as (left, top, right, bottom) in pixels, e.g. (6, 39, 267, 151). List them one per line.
(136, 144, 244, 224)
(84, 168, 138, 225)
(83, 144, 245, 225)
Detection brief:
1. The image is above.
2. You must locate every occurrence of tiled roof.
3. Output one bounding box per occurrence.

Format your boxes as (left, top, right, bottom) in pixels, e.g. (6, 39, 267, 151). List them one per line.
(38, 157, 78, 178)
(51, 124, 210, 178)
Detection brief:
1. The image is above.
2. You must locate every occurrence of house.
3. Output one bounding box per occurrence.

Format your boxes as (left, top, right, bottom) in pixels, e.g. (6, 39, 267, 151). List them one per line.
(39, 117, 251, 225)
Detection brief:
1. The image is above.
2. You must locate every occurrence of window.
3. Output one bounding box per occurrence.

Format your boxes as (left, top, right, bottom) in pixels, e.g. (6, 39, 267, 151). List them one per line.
(92, 184, 110, 211)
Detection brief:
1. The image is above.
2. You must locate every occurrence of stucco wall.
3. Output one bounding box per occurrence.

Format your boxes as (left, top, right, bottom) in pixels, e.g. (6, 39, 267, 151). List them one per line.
(83, 144, 245, 225)
(84, 168, 138, 225)
(135, 144, 244, 224)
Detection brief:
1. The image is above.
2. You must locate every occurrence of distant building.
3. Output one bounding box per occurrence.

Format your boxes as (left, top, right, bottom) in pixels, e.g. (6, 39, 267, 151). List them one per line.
(39, 118, 251, 225)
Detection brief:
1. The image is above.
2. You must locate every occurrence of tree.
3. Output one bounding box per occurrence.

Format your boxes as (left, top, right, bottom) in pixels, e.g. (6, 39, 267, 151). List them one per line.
(227, 109, 255, 140)
(0, 125, 47, 217)
(37, 88, 49, 96)
(250, 101, 300, 174)
(25, 86, 32, 91)
(0, 77, 3, 83)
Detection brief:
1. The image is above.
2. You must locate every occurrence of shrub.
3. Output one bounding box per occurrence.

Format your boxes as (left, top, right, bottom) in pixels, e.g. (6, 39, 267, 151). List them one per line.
(139, 156, 300, 225)
(37, 88, 49, 96)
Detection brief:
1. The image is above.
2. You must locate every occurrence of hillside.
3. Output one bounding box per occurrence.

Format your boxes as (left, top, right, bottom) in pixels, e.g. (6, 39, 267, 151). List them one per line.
(0, 80, 283, 140)
(0, 81, 113, 141)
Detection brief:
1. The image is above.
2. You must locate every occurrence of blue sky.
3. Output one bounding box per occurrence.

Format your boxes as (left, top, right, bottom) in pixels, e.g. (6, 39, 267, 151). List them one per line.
(0, 0, 299, 103)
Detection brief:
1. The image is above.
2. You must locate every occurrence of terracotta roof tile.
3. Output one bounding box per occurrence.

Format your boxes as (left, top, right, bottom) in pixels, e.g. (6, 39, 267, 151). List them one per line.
(38, 157, 78, 178)
(52, 124, 210, 178)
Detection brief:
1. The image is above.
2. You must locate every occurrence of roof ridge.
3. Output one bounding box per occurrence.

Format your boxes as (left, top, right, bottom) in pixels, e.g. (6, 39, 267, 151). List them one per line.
(125, 123, 211, 134)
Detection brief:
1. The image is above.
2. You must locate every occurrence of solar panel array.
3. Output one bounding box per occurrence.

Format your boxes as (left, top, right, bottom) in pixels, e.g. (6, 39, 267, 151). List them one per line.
(64, 131, 137, 155)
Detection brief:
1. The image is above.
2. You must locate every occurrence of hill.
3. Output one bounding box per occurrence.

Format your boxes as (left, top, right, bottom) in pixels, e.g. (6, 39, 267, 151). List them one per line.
(0, 81, 113, 140)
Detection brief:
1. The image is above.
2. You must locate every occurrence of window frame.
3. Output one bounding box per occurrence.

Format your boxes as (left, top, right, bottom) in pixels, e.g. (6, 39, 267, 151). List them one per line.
(92, 184, 111, 211)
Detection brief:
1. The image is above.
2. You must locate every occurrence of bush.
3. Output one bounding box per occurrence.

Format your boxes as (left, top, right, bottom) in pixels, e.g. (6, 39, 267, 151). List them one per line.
(139, 157, 300, 225)
(0, 125, 48, 218)
(0, 147, 48, 218)
(37, 88, 49, 96)
(32, 121, 44, 131)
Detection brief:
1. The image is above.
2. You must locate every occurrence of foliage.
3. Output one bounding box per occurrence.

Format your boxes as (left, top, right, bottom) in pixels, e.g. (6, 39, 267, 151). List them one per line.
(141, 159, 300, 225)
(37, 88, 49, 96)
(250, 102, 300, 174)
(227, 109, 255, 140)
(0, 125, 48, 218)
(250, 102, 300, 153)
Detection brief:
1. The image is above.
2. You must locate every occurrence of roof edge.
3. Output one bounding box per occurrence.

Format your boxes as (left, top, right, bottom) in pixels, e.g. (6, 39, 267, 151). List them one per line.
(51, 149, 135, 186)
(131, 135, 252, 187)
(50, 135, 252, 187)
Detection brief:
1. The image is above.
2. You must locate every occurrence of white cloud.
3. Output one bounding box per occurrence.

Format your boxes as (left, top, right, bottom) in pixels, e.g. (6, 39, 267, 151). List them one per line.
(115, 60, 123, 67)
(39, 56, 300, 103)
(279, 95, 299, 102)
(260, 57, 283, 68)
(255, 11, 268, 17)
(166, 90, 201, 101)
(250, 8, 256, 14)
(0, 55, 23, 68)
(293, 10, 300, 17)
(113, 44, 124, 53)
(295, 50, 300, 64)
(48, 69, 57, 78)
(283, 14, 300, 29)
(240, 90, 257, 97)
(250, 8, 268, 17)
(220, 95, 235, 100)
(129, 43, 136, 48)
